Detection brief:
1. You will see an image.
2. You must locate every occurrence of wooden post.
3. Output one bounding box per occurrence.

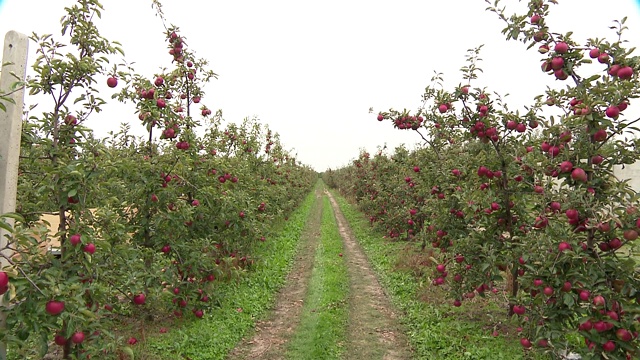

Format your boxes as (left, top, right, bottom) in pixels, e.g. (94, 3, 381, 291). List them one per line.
(0, 30, 29, 360)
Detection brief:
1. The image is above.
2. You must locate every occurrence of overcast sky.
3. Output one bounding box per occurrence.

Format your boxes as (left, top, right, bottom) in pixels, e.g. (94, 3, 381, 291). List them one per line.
(1, 1, 640, 171)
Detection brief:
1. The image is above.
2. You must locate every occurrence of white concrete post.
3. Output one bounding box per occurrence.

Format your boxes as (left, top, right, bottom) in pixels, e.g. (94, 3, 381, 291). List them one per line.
(0, 30, 29, 360)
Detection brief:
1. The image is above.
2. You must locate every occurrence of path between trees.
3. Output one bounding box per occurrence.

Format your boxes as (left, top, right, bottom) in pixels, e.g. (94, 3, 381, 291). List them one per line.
(228, 189, 413, 360)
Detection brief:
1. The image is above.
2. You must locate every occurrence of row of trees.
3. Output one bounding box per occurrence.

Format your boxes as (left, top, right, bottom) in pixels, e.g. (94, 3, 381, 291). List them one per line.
(1, 0, 316, 358)
(325, 0, 640, 358)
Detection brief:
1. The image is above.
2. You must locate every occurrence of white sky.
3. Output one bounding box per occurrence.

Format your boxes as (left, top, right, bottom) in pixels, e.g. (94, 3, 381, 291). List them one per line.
(1, 1, 640, 171)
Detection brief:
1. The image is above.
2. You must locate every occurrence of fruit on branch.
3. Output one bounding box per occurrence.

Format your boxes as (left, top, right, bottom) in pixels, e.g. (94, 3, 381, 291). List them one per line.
(106, 77, 118, 88)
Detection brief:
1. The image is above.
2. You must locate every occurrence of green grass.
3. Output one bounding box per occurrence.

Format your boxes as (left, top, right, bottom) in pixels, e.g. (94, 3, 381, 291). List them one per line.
(139, 186, 320, 360)
(331, 191, 548, 360)
(285, 195, 349, 360)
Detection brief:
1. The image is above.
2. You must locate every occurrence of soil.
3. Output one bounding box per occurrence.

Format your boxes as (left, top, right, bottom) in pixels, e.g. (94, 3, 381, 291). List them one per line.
(227, 188, 324, 360)
(229, 189, 413, 359)
(326, 191, 413, 360)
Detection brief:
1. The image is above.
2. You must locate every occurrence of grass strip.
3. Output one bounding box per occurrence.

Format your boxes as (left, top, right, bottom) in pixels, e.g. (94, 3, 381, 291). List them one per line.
(285, 195, 349, 360)
(140, 186, 319, 360)
(332, 191, 547, 360)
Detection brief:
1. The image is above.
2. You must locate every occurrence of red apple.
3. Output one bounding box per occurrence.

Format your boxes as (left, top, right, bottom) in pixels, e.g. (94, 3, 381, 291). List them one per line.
(579, 290, 590, 301)
(513, 305, 526, 315)
(616, 328, 633, 342)
(530, 14, 541, 24)
(551, 57, 564, 70)
(54, 334, 67, 346)
(605, 105, 620, 118)
(594, 321, 608, 332)
(0, 272, 8, 288)
(558, 242, 572, 252)
(591, 155, 604, 165)
(617, 100, 628, 111)
(579, 320, 593, 331)
(602, 340, 615, 352)
(609, 64, 621, 77)
(520, 338, 532, 349)
(533, 31, 546, 42)
(537, 339, 549, 347)
(554, 42, 569, 54)
(133, 293, 146, 305)
(559, 161, 573, 173)
(571, 168, 587, 182)
(593, 295, 606, 307)
(46, 300, 65, 315)
(106, 77, 118, 88)
(565, 209, 579, 220)
(69, 234, 81, 246)
(64, 115, 77, 125)
(83, 243, 96, 254)
(71, 332, 85, 344)
(599, 242, 611, 252)
(598, 222, 611, 232)
(609, 238, 622, 249)
(623, 229, 638, 241)
(618, 66, 634, 80)
(554, 69, 568, 80)
(534, 216, 548, 229)
(598, 52, 610, 63)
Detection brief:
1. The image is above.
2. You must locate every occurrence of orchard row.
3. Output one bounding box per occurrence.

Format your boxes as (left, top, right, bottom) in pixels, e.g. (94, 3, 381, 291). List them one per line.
(0, 1, 315, 359)
(326, 1, 639, 359)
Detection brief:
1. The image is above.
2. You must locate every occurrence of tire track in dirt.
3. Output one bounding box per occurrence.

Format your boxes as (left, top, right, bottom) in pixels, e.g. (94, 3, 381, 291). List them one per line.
(227, 188, 324, 360)
(326, 191, 414, 360)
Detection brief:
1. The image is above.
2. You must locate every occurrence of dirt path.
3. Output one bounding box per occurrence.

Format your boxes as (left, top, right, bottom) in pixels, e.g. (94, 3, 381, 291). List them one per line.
(326, 191, 413, 360)
(227, 188, 324, 360)
(229, 189, 413, 359)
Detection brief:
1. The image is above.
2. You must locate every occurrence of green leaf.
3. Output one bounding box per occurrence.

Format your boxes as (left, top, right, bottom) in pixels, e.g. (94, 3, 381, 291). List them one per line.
(563, 293, 574, 307)
(0, 220, 12, 233)
(122, 346, 134, 359)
